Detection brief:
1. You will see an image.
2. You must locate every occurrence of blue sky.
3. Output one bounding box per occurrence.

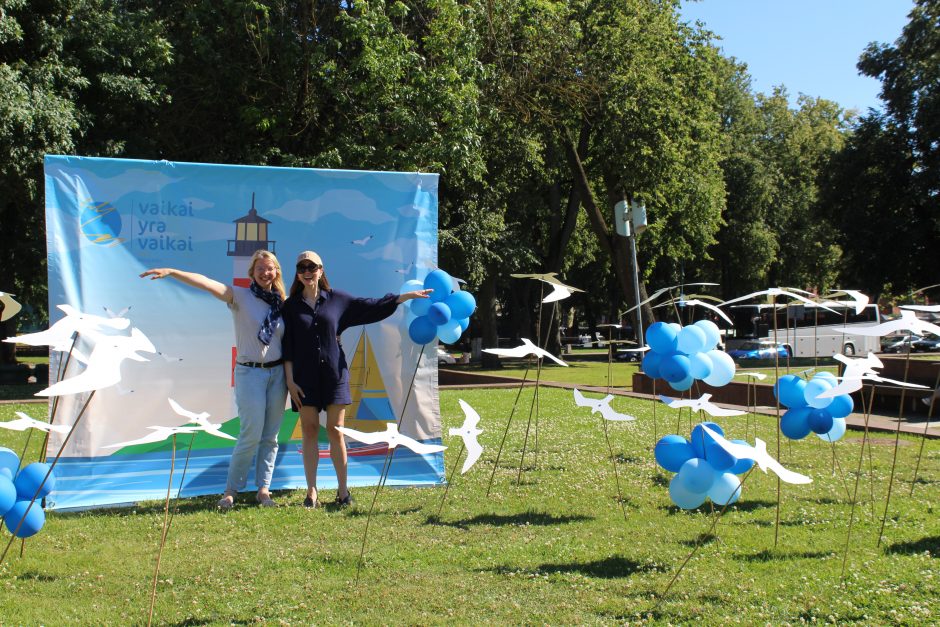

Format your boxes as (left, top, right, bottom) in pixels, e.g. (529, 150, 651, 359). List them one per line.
(679, 1, 914, 113)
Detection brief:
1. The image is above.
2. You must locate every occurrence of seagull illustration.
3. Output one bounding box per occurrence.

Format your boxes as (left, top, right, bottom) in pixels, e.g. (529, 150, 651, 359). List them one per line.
(36, 327, 156, 397)
(103, 425, 203, 449)
(573, 389, 635, 421)
(720, 287, 837, 313)
(510, 273, 584, 303)
(337, 424, 446, 455)
(103, 305, 131, 318)
(0, 292, 22, 321)
(351, 235, 374, 246)
(157, 352, 184, 363)
(449, 399, 484, 474)
(0, 412, 71, 434)
(701, 425, 811, 485)
(626, 282, 719, 313)
(167, 398, 235, 440)
(482, 338, 568, 367)
(837, 308, 940, 338)
(824, 289, 869, 315)
(658, 393, 745, 417)
(5, 304, 130, 352)
(394, 262, 414, 275)
(899, 304, 940, 313)
(735, 372, 768, 380)
(654, 298, 733, 325)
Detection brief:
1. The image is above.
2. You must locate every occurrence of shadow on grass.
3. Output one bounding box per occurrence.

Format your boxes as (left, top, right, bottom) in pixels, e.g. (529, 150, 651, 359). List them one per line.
(167, 619, 216, 627)
(734, 549, 834, 562)
(885, 535, 940, 556)
(489, 555, 659, 579)
(677, 533, 719, 548)
(425, 510, 592, 529)
(13, 570, 59, 582)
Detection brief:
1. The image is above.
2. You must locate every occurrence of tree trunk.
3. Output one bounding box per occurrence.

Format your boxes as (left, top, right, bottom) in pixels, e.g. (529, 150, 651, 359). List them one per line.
(478, 264, 501, 368)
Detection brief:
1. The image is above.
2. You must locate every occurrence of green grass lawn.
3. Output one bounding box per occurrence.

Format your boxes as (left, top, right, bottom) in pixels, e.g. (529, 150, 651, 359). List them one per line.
(0, 390, 937, 625)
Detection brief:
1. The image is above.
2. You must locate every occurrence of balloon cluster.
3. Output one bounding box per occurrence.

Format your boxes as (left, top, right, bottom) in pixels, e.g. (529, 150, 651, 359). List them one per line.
(655, 423, 753, 509)
(0, 447, 54, 538)
(641, 320, 736, 391)
(402, 269, 476, 345)
(775, 373, 852, 442)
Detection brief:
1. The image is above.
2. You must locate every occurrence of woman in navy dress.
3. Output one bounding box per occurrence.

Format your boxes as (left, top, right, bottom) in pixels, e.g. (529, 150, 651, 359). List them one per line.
(282, 251, 431, 507)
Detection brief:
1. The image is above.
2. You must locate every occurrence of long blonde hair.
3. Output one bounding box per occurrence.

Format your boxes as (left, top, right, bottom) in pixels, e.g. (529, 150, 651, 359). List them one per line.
(247, 249, 286, 299)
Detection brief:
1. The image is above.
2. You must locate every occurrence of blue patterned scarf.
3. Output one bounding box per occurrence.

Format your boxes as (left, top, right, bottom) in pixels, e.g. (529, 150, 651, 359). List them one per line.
(249, 281, 283, 346)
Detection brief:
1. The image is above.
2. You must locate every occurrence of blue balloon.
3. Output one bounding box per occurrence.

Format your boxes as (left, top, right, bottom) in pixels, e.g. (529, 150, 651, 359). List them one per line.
(815, 371, 839, 384)
(410, 297, 431, 316)
(703, 350, 735, 387)
(781, 407, 813, 439)
(655, 435, 696, 472)
(444, 291, 476, 320)
(775, 375, 808, 408)
(408, 316, 438, 344)
(708, 472, 742, 506)
(804, 377, 834, 409)
(677, 325, 707, 355)
(827, 394, 854, 419)
(0, 476, 16, 516)
(14, 463, 54, 500)
(808, 408, 834, 434)
(647, 322, 679, 354)
(423, 270, 453, 302)
(456, 317, 470, 332)
(704, 438, 737, 472)
(688, 351, 713, 380)
(693, 319, 722, 351)
(729, 441, 755, 474)
(641, 351, 663, 379)
(816, 417, 847, 443)
(0, 447, 18, 479)
(690, 422, 724, 458)
(678, 458, 717, 494)
(669, 475, 707, 510)
(659, 353, 691, 383)
(669, 373, 695, 392)
(428, 302, 452, 326)
(437, 320, 463, 345)
(3, 500, 45, 538)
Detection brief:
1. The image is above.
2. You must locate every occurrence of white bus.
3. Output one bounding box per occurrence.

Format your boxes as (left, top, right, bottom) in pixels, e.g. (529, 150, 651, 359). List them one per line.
(724, 302, 881, 358)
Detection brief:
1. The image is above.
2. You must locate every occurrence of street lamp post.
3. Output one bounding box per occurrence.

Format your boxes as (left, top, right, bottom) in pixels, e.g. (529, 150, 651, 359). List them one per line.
(614, 198, 647, 346)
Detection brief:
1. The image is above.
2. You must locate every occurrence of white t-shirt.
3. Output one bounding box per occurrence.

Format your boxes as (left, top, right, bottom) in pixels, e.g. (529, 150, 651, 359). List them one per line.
(229, 286, 284, 364)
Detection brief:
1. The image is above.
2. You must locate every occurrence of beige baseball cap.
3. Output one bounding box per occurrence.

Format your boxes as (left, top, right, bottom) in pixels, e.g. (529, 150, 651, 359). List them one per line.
(296, 250, 323, 266)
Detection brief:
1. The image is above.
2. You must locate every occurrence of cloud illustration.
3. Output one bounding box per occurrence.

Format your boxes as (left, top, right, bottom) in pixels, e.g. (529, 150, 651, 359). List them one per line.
(267, 190, 396, 225)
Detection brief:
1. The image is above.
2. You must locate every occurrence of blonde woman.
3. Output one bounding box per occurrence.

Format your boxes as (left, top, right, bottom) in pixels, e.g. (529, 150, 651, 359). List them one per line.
(141, 249, 288, 510)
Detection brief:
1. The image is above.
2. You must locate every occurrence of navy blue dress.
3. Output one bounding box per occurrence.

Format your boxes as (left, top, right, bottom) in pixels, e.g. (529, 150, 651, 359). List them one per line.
(282, 288, 399, 409)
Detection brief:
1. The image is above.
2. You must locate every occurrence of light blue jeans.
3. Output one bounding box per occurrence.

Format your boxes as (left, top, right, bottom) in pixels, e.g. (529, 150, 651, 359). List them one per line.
(227, 364, 287, 493)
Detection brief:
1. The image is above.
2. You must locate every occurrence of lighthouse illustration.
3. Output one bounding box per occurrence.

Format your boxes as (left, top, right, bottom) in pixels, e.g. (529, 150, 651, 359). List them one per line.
(228, 193, 276, 285)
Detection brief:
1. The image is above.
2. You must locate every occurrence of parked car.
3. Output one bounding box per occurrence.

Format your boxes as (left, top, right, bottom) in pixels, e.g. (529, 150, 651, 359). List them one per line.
(726, 340, 790, 360)
(882, 334, 921, 354)
(912, 334, 940, 353)
(615, 348, 645, 362)
(437, 346, 456, 365)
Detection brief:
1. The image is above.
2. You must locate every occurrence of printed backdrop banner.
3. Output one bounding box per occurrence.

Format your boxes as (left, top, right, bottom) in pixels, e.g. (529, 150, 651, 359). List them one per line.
(43, 155, 443, 511)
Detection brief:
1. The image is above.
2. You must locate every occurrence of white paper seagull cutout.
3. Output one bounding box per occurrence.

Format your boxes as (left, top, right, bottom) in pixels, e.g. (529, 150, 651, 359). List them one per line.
(37, 327, 156, 397)
(482, 338, 569, 367)
(838, 308, 940, 338)
(899, 304, 940, 313)
(167, 398, 235, 440)
(510, 273, 584, 303)
(824, 289, 869, 315)
(701, 424, 811, 484)
(720, 288, 837, 313)
(735, 372, 768, 380)
(0, 292, 22, 321)
(573, 389, 636, 421)
(626, 282, 719, 313)
(5, 304, 130, 353)
(654, 297, 733, 325)
(449, 399, 484, 474)
(337, 424, 447, 455)
(103, 425, 204, 449)
(0, 412, 71, 434)
(658, 393, 745, 417)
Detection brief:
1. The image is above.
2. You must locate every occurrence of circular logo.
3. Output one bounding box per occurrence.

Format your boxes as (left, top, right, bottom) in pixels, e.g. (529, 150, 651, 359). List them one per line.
(80, 201, 124, 246)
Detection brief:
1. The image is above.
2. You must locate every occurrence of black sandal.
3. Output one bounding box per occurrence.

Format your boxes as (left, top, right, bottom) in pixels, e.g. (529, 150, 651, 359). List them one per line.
(302, 496, 320, 509)
(335, 492, 354, 508)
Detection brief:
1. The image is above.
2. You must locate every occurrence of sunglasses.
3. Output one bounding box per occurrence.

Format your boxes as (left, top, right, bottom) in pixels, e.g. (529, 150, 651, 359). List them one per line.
(296, 263, 321, 273)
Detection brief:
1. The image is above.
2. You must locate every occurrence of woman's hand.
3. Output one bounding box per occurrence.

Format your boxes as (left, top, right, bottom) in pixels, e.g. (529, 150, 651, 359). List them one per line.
(287, 380, 305, 408)
(397, 288, 433, 303)
(140, 268, 174, 280)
